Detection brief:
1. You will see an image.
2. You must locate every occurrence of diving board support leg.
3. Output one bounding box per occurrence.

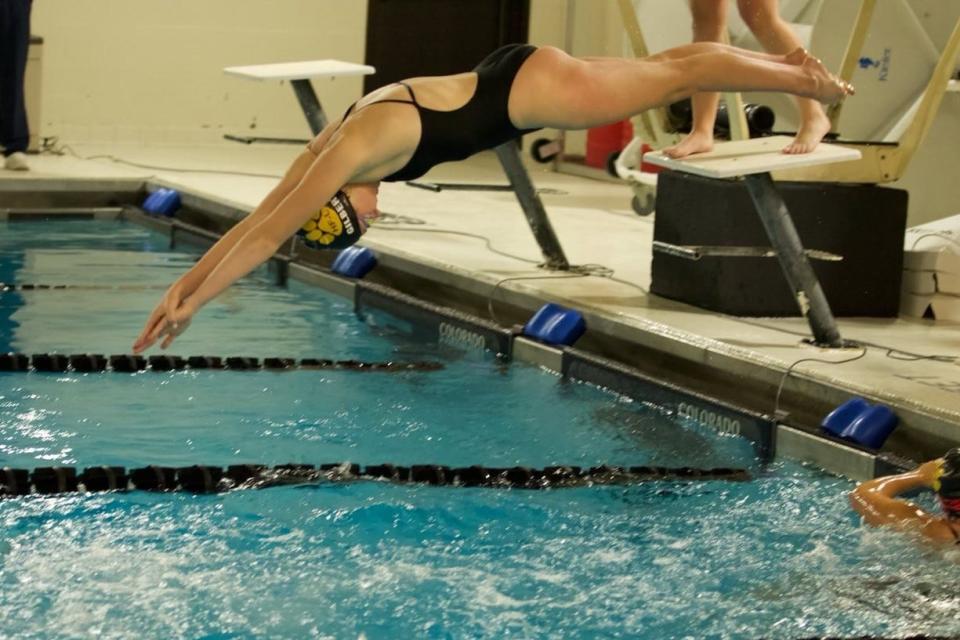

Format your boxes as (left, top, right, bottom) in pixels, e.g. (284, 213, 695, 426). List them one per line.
(494, 142, 570, 271)
(743, 172, 843, 348)
(290, 79, 329, 135)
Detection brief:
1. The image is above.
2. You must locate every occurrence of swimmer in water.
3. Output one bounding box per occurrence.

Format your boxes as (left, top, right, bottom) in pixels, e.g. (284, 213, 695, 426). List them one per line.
(849, 448, 960, 545)
(132, 43, 852, 353)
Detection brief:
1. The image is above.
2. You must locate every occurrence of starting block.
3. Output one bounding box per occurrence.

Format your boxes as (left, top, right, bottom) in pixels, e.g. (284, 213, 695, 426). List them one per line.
(644, 136, 869, 348)
(223, 59, 376, 140)
(645, 136, 861, 179)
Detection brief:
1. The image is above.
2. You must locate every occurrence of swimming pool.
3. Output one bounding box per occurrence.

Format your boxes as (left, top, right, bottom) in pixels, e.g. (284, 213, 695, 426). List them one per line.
(2, 219, 959, 639)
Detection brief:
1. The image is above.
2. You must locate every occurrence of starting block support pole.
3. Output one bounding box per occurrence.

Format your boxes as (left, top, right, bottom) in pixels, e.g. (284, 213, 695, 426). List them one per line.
(290, 79, 329, 134)
(744, 172, 843, 347)
(495, 142, 570, 271)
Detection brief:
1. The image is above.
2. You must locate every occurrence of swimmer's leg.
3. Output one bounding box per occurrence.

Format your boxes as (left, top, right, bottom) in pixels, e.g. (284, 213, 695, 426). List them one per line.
(580, 41, 801, 65)
(510, 46, 849, 131)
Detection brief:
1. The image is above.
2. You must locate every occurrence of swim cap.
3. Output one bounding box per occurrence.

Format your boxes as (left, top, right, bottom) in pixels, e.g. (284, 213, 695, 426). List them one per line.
(936, 448, 960, 518)
(297, 190, 362, 250)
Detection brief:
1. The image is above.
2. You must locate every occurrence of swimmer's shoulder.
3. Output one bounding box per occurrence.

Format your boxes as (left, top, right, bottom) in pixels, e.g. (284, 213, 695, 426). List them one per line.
(335, 100, 423, 168)
(306, 105, 417, 162)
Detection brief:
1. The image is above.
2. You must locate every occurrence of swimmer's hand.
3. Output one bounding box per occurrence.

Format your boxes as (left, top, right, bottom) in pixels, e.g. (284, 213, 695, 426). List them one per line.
(133, 285, 195, 353)
(916, 459, 945, 489)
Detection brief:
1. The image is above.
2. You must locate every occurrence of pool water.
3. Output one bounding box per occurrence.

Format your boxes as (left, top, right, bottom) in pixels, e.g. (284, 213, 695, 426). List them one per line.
(1, 220, 959, 639)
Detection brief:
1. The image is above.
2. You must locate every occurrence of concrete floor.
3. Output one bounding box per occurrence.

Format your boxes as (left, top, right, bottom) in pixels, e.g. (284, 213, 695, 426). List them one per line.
(3, 142, 959, 456)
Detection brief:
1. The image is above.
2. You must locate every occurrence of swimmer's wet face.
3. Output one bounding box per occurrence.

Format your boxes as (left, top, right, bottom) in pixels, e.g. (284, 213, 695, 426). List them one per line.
(296, 186, 376, 250)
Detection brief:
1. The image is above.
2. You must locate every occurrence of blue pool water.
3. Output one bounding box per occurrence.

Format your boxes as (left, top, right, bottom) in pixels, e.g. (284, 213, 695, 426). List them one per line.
(1, 220, 959, 639)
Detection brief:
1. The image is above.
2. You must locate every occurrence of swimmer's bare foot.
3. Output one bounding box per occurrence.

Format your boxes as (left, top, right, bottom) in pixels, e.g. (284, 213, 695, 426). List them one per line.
(783, 107, 832, 154)
(663, 130, 715, 159)
(802, 54, 854, 104)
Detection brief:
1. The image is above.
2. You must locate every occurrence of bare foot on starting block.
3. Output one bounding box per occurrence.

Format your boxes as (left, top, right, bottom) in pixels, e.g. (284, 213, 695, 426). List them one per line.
(663, 129, 714, 159)
(783, 108, 833, 154)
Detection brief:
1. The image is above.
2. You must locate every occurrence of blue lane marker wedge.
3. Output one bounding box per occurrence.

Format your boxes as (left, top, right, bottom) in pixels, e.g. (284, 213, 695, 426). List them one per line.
(821, 397, 898, 449)
(142, 188, 181, 217)
(841, 405, 898, 449)
(821, 397, 870, 438)
(523, 303, 586, 346)
(331, 246, 377, 279)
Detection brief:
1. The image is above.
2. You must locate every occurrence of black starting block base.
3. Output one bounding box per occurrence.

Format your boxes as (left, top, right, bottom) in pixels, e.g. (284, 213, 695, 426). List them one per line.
(651, 171, 907, 317)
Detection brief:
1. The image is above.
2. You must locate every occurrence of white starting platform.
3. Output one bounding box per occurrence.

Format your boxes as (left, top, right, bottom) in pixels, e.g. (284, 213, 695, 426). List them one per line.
(644, 136, 863, 348)
(223, 59, 376, 142)
(643, 135, 861, 179)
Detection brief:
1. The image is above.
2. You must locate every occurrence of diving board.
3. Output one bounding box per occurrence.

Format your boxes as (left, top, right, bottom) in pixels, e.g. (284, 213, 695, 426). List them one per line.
(644, 137, 863, 349)
(223, 59, 376, 141)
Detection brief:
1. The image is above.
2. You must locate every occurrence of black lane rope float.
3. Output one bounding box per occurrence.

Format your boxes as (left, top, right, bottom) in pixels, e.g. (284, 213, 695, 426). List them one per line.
(0, 463, 751, 497)
(1, 283, 169, 292)
(0, 354, 444, 373)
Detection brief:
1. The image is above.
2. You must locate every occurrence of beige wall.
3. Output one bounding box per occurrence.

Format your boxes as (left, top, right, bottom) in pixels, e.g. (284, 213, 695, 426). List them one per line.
(30, 0, 583, 146)
(32, 0, 369, 144)
(529, 0, 571, 50)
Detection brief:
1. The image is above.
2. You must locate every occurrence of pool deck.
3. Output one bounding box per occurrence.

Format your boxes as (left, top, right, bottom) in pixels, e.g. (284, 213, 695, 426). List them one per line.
(2, 142, 959, 460)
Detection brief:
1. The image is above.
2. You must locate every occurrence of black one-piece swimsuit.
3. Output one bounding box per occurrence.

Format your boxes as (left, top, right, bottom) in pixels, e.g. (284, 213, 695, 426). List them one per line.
(338, 43, 542, 182)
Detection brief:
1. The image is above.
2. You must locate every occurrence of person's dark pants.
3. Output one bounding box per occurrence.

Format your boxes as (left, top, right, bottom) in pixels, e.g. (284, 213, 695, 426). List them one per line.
(0, 0, 32, 157)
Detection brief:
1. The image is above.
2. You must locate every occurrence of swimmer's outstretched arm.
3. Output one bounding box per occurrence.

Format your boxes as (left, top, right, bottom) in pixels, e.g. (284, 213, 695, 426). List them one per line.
(849, 460, 955, 543)
(133, 132, 366, 353)
(132, 124, 342, 353)
(173, 149, 315, 290)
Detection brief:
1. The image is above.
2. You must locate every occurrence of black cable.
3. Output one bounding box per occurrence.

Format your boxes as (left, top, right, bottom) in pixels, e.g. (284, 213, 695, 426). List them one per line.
(367, 221, 650, 324)
(371, 212, 428, 226)
(774, 347, 868, 418)
(370, 224, 541, 265)
(486, 272, 589, 325)
(46, 140, 284, 180)
(859, 341, 956, 364)
(908, 231, 960, 252)
(734, 317, 958, 365)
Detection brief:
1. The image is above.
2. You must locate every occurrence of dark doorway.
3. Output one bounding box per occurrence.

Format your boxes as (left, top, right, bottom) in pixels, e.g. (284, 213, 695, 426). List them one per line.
(364, 0, 531, 93)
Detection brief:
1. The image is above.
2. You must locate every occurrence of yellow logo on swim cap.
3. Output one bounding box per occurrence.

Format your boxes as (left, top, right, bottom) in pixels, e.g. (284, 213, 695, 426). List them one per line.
(933, 461, 945, 492)
(301, 205, 344, 246)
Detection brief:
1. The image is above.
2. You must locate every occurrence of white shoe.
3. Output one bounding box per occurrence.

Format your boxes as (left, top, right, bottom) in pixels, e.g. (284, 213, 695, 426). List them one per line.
(4, 152, 29, 171)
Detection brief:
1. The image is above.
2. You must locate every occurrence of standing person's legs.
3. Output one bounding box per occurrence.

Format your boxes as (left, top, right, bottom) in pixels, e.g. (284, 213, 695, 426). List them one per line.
(509, 46, 850, 131)
(738, 0, 831, 154)
(664, 0, 728, 158)
(0, 0, 31, 169)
